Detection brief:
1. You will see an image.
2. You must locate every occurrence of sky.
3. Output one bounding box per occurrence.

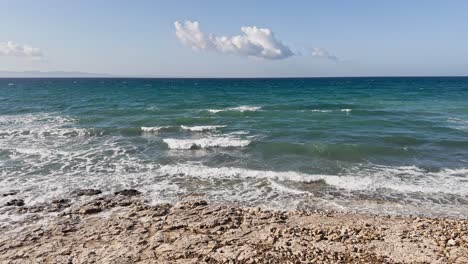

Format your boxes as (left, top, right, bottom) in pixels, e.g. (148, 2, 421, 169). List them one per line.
(1, 0, 468, 77)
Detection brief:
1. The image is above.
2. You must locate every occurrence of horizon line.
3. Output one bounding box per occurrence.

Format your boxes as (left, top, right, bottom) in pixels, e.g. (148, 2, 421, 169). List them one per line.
(1, 75, 468, 79)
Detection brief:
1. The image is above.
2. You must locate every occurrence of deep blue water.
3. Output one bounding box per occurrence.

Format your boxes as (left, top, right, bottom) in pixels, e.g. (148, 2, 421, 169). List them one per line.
(0, 77, 467, 217)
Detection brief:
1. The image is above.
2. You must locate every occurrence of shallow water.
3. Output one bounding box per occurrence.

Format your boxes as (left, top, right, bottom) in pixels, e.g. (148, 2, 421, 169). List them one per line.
(0, 77, 467, 218)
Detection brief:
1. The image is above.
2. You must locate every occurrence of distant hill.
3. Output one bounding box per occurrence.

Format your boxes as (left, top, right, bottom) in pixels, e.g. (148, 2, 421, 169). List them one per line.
(0, 71, 113, 78)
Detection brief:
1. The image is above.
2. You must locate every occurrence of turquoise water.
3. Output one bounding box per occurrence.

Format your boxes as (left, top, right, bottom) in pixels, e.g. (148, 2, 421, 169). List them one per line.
(0, 77, 467, 217)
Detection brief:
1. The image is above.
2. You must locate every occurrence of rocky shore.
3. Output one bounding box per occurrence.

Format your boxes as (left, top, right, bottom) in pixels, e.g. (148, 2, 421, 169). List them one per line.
(0, 190, 467, 263)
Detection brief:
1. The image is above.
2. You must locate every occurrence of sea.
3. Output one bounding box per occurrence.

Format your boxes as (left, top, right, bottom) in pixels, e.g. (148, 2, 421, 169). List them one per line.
(0, 77, 467, 219)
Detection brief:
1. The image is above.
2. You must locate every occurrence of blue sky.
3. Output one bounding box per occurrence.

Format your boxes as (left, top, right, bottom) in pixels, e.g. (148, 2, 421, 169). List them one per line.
(1, 0, 467, 77)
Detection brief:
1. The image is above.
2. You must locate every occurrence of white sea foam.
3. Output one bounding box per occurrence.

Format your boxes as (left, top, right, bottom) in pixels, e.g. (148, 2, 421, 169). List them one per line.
(228, 130, 250, 135)
(208, 106, 261, 113)
(269, 181, 310, 195)
(163, 136, 250, 149)
(309, 109, 333, 113)
(448, 117, 468, 132)
(142, 125, 226, 133)
(1, 112, 467, 222)
(141, 126, 171, 133)
(0, 113, 92, 139)
(156, 164, 468, 195)
(306, 109, 352, 113)
(145, 106, 160, 111)
(180, 125, 226, 132)
(0, 113, 75, 126)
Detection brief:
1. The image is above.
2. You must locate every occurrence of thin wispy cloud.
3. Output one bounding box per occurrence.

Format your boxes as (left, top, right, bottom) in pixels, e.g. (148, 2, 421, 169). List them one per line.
(0, 41, 43, 58)
(174, 20, 294, 60)
(311, 47, 338, 61)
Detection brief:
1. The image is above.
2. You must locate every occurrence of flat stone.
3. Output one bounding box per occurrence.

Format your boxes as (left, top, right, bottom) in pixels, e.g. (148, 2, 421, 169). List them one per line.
(52, 199, 70, 204)
(115, 189, 141, 197)
(79, 206, 102, 215)
(1, 190, 19, 197)
(5, 199, 25, 206)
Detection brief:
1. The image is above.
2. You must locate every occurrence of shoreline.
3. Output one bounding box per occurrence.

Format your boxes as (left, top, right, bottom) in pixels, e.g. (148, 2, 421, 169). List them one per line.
(0, 190, 467, 263)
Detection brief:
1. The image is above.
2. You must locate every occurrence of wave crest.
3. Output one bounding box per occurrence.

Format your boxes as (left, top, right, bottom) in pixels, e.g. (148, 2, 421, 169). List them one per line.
(156, 164, 468, 195)
(141, 126, 171, 133)
(180, 125, 226, 132)
(163, 137, 251, 149)
(208, 106, 261, 113)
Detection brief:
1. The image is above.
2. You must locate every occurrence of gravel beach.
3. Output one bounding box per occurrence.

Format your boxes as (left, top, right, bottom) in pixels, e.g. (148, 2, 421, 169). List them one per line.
(0, 191, 467, 263)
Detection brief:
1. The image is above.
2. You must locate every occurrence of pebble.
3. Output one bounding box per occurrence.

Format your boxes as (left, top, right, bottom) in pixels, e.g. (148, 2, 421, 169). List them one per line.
(0, 193, 466, 264)
(79, 206, 102, 215)
(5, 199, 25, 206)
(1, 190, 19, 197)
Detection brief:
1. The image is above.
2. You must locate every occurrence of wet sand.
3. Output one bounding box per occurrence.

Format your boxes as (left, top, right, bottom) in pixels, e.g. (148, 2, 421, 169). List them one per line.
(0, 191, 467, 263)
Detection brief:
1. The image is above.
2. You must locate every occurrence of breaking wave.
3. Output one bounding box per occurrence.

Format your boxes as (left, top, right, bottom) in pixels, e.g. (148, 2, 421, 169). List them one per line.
(163, 137, 251, 149)
(305, 109, 352, 113)
(156, 164, 468, 195)
(141, 125, 226, 134)
(448, 117, 468, 132)
(141, 126, 172, 133)
(208, 106, 261, 113)
(180, 125, 226, 132)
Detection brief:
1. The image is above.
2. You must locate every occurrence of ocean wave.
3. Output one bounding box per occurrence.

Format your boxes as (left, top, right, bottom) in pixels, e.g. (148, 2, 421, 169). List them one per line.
(141, 126, 171, 133)
(141, 125, 226, 133)
(208, 106, 261, 113)
(228, 130, 250, 135)
(448, 117, 468, 132)
(180, 125, 226, 132)
(254, 142, 411, 161)
(156, 164, 468, 195)
(144, 106, 160, 111)
(309, 109, 333, 113)
(302, 109, 352, 113)
(0, 128, 98, 138)
(0, 113, 75, 127)
(0, 113, 98, 139)
(269, 181, 310, 195)
(163, 136, 251, 149)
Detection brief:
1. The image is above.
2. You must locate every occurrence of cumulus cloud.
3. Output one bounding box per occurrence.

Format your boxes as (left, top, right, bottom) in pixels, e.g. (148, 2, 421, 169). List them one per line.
(311, 48, 338, 61)
(0, 41, 43, 58)
(174, 20, 294, 60)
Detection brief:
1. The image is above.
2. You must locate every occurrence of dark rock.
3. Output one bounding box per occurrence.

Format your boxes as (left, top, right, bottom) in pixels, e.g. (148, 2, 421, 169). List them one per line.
(75, 189, 102, 196)
(190, 200, 208, 207)
(115, 189, 141, 197)
(190, 144, 201, 150)
(79, 206, 102, 214)
(5, 199, 25, 206)
(1, 190, 19, 197)
(178, 199, 208, 209)
(52, 199, 70, 204)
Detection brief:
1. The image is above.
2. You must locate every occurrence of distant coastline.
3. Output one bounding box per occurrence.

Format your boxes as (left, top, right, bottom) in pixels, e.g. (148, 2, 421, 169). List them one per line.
(1, 71, 467, 79)
(0, 71, 113, 78)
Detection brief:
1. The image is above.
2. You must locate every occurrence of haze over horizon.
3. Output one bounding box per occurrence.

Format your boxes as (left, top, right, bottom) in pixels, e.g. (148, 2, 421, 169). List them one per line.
(1, 0, 468, 77)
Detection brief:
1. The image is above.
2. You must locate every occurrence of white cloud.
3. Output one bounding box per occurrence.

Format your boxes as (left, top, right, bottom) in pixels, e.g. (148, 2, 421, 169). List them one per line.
(0, 41, 43, 58)
(174, 20, 294, 60)
(311, 48, 338, 61)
